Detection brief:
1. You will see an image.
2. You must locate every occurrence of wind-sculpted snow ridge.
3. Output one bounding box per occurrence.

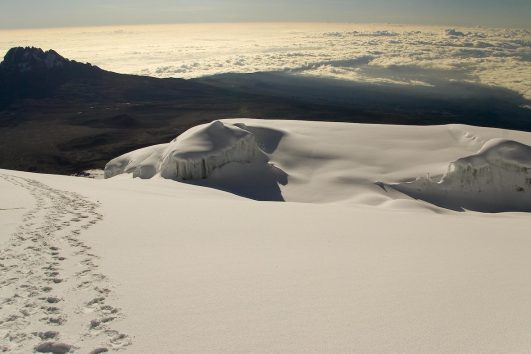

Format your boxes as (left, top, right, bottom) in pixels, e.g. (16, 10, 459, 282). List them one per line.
(389, 139, 531, 212)
(103, 144, 167, 180)
(105, 121, 266, 180)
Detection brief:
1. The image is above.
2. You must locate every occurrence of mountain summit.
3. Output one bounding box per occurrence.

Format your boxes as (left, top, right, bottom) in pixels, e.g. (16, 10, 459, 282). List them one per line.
(0, 47, 102, 108)
(1, 47, 69, 72)
(0, 47, 101, 75)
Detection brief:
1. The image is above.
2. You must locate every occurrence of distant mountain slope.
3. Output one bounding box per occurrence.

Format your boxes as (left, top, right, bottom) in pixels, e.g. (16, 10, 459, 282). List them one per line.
(0, 47, 219, 111)
(0, 47, 529, 174)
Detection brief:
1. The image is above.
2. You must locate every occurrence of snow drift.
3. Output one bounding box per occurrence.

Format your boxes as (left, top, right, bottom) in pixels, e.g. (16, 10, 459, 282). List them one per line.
(390, 139, 531, 212)
(103, 144, 167, 179)
(104, 121, 266, 180)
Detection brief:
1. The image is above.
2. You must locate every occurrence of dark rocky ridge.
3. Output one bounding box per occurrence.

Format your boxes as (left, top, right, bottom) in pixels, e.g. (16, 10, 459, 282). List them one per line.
(2, 47, 69, 70)
(0, 47, 529, 174)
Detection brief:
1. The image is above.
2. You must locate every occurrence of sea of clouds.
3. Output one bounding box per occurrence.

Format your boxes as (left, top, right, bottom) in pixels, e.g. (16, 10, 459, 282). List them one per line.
(1, 23, 529, 99)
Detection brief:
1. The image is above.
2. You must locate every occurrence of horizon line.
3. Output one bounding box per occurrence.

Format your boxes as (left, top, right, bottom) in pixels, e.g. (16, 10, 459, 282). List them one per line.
(1, 20, 529, 32)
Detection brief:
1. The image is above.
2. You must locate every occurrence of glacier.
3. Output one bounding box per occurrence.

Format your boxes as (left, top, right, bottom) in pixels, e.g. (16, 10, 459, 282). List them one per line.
(104, 121, 266, 181)
(390, 139, 531, 212)
(105, 120, 531, 211)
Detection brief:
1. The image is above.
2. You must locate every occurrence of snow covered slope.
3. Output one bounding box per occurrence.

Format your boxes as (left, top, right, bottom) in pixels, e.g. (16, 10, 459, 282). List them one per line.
(2, 119, 531, 353)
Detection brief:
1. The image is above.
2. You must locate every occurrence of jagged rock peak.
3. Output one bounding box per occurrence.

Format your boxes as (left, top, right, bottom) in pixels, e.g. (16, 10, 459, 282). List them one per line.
(1, 47, 69, 71)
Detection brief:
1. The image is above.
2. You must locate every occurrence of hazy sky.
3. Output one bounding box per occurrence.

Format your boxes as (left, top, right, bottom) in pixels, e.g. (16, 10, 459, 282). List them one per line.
(0, 0, 529, 29)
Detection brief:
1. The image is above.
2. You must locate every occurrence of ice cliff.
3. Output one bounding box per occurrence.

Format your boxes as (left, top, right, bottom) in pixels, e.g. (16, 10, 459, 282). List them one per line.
(390, 139, 531, 212)
(104, 121, 265, 180)
(441, 139, 531, 192)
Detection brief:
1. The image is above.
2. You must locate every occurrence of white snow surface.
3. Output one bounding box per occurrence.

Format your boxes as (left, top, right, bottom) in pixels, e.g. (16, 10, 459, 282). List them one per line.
(2, 119, 531, 353)
(106, 119, 531, 210)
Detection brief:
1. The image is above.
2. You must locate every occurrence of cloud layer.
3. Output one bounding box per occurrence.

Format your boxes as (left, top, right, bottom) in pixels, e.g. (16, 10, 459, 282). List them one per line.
(1, 23, 530, 99)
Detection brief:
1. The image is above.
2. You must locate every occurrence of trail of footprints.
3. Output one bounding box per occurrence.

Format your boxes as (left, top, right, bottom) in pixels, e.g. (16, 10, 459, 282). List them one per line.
(0, 174, 131, 353)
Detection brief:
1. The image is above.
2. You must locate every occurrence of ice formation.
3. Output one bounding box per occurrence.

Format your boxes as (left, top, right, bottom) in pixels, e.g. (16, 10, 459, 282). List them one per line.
(104, 121, 265, 180)
(391, 139, 531, 212)
(441, 139, 531, 191)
